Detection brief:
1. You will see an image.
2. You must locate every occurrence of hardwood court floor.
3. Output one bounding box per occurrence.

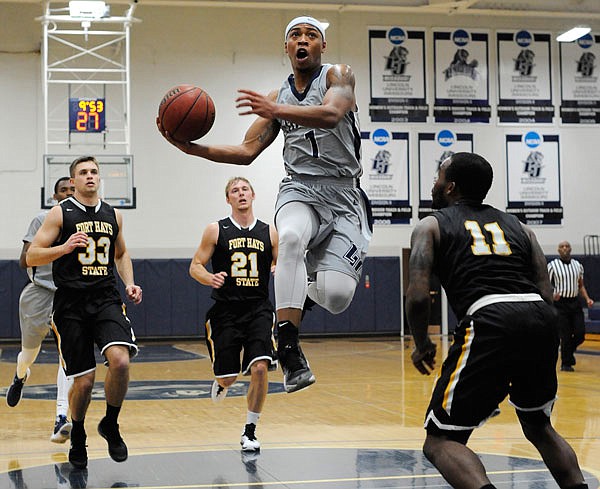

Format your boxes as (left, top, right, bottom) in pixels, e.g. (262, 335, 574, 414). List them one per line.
(1, 336, 599, 488)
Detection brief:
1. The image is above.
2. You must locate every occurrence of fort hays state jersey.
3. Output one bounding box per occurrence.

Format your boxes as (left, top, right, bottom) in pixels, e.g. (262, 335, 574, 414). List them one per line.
(276, 63, 362, 178)
(433, 202, 541, 318)
(53, 197, 119, 290)
(210, 217, 273, 302)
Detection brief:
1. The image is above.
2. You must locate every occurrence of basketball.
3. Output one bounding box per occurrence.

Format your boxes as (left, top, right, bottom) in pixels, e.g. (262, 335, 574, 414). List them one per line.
(158, 85, 215, 142)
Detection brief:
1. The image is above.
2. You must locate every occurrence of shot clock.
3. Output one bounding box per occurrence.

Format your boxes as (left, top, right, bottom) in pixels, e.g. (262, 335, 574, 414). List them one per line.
(69, 97, 105, 133)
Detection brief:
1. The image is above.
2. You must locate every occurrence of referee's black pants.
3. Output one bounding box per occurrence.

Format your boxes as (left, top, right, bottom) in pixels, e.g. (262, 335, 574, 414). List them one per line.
(554, 297, 586, 367)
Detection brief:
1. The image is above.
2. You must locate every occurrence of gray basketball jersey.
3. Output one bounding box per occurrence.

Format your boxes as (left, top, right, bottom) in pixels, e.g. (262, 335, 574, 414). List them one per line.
(276, 63, 362, 178)
(23, 210, 56, 291)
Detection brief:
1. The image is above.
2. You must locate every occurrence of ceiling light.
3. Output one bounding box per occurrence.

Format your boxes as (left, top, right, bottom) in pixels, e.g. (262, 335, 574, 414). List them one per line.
(556, 26, 591, 43)
(69, 1, 109, 19)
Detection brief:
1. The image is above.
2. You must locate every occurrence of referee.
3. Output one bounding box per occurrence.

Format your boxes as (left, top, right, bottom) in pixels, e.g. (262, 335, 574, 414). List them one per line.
(547, 241, 594, 371)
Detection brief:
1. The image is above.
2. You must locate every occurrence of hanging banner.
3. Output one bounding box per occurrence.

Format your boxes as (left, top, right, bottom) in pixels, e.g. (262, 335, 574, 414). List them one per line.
(433, 28, 491, 123)
(559, 33, 600, 124)
(506, 132, 562, 225)
(368, 26, 428, 122)
(497, 30, 554, 124)
(362, 129, 411, 224)
(418, 130, 473, 219)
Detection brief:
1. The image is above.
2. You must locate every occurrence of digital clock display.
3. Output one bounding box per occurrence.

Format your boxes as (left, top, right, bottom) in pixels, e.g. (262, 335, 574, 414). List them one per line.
(69, 98, 106, 133)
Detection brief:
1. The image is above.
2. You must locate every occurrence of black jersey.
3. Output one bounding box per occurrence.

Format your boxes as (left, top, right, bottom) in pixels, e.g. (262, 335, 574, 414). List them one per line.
(210, 217, 273, 302)
(433, 202, 540, 318)
(53, 197, 119, 290)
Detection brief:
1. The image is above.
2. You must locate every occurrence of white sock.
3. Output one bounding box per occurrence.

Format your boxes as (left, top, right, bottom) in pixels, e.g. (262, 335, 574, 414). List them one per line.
(246, 411, 260, 425)
(16, 348, 40, 379)
(56, 365, 72, 418)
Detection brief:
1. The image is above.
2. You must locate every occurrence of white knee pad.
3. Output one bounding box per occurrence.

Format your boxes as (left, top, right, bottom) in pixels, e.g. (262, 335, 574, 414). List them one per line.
(309, 270, 358, 314)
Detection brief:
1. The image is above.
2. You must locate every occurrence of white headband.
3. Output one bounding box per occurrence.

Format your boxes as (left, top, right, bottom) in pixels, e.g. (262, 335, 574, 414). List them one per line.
(284, 16, 326, 42)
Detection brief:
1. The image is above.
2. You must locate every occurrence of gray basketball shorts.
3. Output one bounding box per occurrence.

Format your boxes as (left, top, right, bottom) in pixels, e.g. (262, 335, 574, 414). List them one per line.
(275, 175, 372, 281)
(19, 283, 54, 349)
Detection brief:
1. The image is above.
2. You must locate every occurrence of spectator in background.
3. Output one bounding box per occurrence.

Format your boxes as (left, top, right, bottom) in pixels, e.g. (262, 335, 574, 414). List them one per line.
(547, 241, 594, 372)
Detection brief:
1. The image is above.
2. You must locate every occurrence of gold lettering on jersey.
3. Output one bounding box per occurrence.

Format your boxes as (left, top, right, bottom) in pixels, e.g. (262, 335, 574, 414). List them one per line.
(82, 265, 108, 276)
(228, 237, 265, 251)
(75, 221, 113, 235)
(229, 237, 246, 249)
(76, 221, 94, 233)
(246, 238, 264, 251)
(94, 221, 113, 235)
(236, 277, 260, 286)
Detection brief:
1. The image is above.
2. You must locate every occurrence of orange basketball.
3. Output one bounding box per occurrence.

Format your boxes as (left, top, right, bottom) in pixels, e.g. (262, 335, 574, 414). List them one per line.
(158, 85, 215, 142)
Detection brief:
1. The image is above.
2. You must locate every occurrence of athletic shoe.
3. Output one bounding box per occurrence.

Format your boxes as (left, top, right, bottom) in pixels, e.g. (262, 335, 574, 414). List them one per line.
(561, 365, 575, 372)
(6, 368, 30, 407)
(240, 423, 260, 452)
(98, 417, 128, 462)
(278, 342, 315, 393)
(69, 442, 88, 469)
(211, 380, 228, 403)
(51, 415, 72, 443)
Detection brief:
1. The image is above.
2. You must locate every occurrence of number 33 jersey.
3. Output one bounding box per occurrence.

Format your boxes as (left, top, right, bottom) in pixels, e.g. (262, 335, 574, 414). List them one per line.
(433, 202, 541, 318)
(53, 197, 119, 289)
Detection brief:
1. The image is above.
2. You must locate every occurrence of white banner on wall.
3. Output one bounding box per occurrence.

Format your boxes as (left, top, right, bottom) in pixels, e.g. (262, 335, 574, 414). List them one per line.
(433, 28, 491, 123)
(368, 26, 428, 123)
(559, 33, 600, 124)
(505, 131, 563, 225)
(418, 130, 473, 218)
(362, 130, 411, 225)
(496, 30, 554, 124)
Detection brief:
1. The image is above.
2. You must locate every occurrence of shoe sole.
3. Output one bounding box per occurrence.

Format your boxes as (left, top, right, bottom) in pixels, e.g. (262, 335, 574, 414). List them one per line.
(51, 422, 73, 444)
(98, 423, 128, 463)
(284, 371, 316, 393)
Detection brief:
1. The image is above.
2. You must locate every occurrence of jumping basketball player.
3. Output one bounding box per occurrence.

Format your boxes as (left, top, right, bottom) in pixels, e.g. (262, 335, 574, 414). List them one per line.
(158, 16, 372, 394)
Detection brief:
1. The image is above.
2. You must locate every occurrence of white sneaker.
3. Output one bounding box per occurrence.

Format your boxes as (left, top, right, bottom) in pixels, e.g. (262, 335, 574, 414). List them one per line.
(50, 415, 72, 443)
(211, 380, 228, 403)
(240, 423, 260, 452)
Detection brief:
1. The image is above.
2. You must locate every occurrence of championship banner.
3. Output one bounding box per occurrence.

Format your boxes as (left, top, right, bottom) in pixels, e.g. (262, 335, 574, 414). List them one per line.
(369, 26, 428, 122)
(506, 131, 562, 225)
(559, 33, 600, 124)
(433, 28, 491, 123)
(418, 130, 473, 218)
(362, 130, 412, 225)
(497, 30, 554, 124)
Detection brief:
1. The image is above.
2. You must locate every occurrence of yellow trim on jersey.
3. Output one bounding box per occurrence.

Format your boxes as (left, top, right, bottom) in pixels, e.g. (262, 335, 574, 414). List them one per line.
(205, 319, 216, 367)
(50, 317, 67, 371)
(442, 320, 474, 414)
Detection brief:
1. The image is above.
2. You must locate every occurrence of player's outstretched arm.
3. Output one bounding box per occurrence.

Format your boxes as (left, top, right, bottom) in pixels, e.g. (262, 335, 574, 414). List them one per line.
(157, 90, 281, 165)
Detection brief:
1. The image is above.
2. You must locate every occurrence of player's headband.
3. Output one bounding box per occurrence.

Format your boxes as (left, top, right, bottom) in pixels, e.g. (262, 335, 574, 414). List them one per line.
(284, 16, 326, 42)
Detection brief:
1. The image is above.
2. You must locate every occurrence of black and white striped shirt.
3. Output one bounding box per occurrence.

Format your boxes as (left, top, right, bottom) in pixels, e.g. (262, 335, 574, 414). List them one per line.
(547, 258, 584, 298)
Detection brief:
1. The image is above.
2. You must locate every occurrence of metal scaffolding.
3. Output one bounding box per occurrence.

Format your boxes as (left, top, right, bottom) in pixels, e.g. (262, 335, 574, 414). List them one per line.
(37, 1, 139, 208)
